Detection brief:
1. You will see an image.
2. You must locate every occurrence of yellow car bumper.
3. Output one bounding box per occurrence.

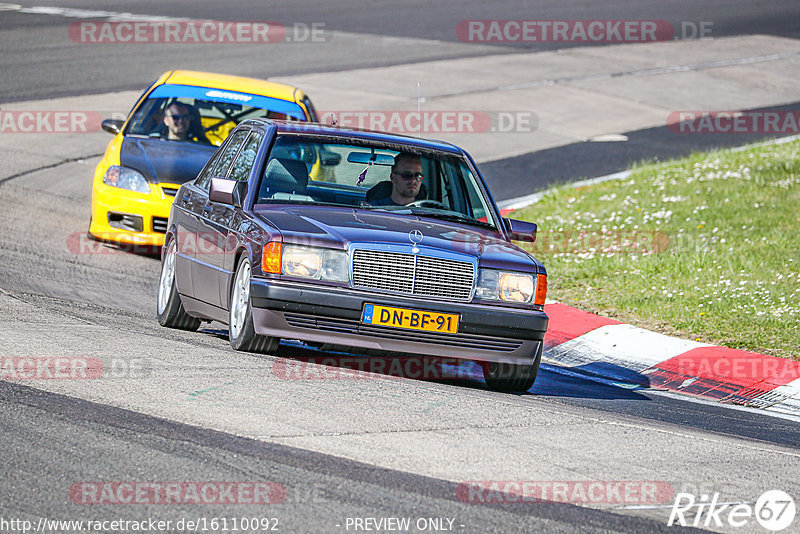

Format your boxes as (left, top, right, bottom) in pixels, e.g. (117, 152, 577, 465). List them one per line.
(89, 180, 182, 247)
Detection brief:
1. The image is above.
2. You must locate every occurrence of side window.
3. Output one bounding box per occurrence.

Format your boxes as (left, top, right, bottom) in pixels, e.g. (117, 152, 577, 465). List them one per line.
(464, 181, 488, 220)
(461, 164, 491, 221)
(196, 129, 249, 190)
(194, 150, 221, 191)
(229, 131, 263, 182)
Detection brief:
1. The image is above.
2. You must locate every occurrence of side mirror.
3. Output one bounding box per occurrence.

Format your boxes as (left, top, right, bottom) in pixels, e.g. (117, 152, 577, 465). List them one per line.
(209, 177, 238, 206)
(101, 118, 124, 135)
(504, 218, 537, 242)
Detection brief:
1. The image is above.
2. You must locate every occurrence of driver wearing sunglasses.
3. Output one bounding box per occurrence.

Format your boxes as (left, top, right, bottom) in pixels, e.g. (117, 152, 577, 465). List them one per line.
(373, 152, 425, 206)
(162, 102, 211, 144)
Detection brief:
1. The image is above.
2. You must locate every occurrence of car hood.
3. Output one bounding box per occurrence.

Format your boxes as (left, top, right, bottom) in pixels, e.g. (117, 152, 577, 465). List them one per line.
(253, 205, 540, 272)
(120, 137, 217, 185)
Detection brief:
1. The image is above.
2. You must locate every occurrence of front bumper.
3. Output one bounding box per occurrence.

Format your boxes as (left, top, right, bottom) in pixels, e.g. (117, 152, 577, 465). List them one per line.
(89, 181, 179, 247)
(250, 280, 548, 365)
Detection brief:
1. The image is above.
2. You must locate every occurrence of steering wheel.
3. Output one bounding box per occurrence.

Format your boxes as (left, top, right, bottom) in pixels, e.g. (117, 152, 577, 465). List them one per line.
(407, 199, 448, 210)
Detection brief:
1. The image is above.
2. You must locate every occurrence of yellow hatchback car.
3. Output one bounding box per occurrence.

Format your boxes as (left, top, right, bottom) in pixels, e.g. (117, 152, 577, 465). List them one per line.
(89, 70, 318, 247)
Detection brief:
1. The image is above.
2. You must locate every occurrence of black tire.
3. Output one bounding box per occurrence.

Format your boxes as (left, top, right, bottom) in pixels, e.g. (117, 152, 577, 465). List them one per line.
(228, 255, 280, 354)
(156, 238, 200, 331)
(482, 344, 542, 392)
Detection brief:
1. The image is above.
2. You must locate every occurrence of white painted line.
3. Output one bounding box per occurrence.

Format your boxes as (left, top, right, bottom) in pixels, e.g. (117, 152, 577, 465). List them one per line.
(497, 134, 800, 212)
(0, 3, 189, 21)
(498, 170, 631, 210)
(729, 133, 800, 152)
(1, 3, 451, 48)
(587, 134, 629, 142)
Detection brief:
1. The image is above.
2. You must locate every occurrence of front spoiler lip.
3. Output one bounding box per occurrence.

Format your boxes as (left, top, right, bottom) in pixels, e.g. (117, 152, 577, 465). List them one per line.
(249, 279, 548, 365)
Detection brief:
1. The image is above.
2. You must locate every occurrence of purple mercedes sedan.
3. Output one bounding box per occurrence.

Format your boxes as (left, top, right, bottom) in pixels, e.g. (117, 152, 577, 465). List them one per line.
(157, 119, 548, 391)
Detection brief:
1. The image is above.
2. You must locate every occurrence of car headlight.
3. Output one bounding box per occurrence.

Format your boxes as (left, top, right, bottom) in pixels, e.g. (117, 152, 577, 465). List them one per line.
(103, 166, 151, 194)
(281, 245, 348, 282)
(475, 269, 536, 303)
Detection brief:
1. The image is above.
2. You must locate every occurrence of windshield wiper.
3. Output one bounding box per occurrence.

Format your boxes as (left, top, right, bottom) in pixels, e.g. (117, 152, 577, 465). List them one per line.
(408, 210, 495, 230)
(358, 205, 495, 230)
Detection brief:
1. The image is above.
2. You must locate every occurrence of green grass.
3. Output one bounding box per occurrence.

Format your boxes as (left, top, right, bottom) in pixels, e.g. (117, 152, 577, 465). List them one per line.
(513, 139, 800, 359)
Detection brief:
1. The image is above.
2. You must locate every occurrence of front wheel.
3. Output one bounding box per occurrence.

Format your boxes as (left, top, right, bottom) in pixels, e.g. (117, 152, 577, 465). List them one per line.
(229, 256, 279, 354)
(157, 239, 200, 331)
(482, 345, 542, 392)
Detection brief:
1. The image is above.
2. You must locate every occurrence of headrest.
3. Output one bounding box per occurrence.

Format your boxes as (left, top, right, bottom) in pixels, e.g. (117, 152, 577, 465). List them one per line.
(262, 158, 309, 194)
(365, 181, 393, 202)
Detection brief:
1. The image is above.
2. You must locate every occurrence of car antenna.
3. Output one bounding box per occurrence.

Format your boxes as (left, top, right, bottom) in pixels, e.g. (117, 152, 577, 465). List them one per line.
(417, 82, 422, 137)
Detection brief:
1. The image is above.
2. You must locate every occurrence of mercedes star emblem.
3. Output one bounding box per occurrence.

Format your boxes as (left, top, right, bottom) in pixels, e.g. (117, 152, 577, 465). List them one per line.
(409, 230, 423, 244)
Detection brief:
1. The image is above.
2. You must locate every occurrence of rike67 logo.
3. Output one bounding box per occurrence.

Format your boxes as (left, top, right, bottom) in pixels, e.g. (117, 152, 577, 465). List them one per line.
(669, 490, 796, 531)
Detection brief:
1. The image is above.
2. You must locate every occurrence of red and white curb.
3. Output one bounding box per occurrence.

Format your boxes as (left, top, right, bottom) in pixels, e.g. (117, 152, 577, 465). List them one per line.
(498, 136, 800, 415)
(542, 302, 800, 417)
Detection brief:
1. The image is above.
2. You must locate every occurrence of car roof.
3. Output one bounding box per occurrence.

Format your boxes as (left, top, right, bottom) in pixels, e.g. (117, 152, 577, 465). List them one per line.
(245, 119, 463, 154)
(159, 70, 303, 102)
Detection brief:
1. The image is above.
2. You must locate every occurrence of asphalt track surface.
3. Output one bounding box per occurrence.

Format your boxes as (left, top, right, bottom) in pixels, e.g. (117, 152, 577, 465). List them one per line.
(1, 381, 709, 534)
(2, 1, 800, 532)
(482, 101, 800, 200)
(4, 1, 800, 200)
(3, 0, 800, 102)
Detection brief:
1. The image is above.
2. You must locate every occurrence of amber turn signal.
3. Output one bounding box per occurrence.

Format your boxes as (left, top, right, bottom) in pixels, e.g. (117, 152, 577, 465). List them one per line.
(262, 242, 283, 274)
(534, 273, 547, 306)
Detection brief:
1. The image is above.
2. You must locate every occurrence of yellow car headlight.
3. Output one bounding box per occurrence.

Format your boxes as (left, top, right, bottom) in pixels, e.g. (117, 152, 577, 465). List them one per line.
(103, 165, 151, 194)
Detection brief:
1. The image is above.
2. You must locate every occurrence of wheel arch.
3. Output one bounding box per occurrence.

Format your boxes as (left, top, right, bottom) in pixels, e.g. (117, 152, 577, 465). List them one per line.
(162, 228, 178, 261)
(227, 243, 255, 311)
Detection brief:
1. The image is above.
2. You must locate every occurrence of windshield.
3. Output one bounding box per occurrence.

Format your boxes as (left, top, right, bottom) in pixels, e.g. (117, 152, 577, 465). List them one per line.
(125, 84, 307, 146)
(256, 134, 498, 229)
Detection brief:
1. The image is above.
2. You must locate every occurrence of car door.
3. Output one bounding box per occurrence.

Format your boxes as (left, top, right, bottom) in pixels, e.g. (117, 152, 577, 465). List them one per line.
(191, 128, 250, 307)
(214, 129, 263, 307)
(171, 147, 226, 297)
